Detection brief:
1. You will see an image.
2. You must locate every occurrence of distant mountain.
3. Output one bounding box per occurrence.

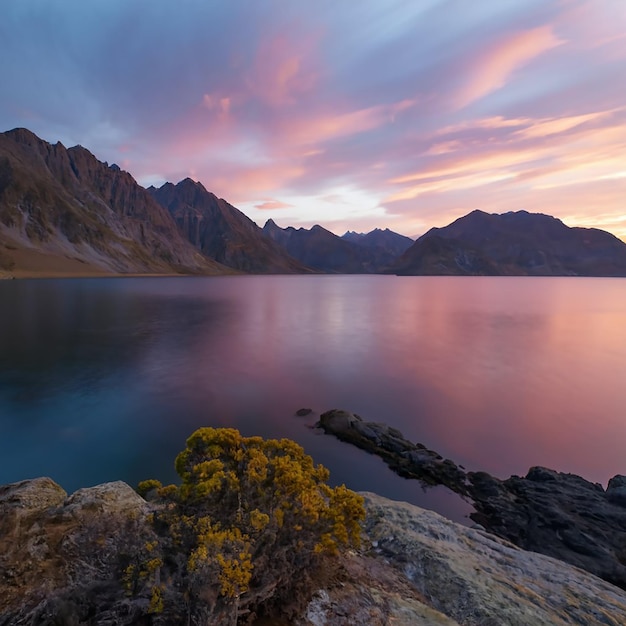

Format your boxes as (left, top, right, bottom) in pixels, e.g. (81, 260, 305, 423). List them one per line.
(0, 128, 227, 275)
(341, 227, 414, 257)
(149, 179, 309, 274)
(388, 209, 626, 276)
(341, 230, 364, 244)
(263, 220, 395, 273)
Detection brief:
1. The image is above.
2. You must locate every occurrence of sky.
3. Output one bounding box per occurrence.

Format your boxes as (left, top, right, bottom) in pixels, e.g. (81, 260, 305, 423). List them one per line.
(1, 1, 626, 240)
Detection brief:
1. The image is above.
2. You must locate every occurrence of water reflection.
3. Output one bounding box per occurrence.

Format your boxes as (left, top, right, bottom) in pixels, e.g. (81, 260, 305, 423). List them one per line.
(1, 276, 626, 522)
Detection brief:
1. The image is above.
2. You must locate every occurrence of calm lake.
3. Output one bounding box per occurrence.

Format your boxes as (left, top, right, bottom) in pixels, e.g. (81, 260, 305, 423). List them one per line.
(1, 275, 626, 522)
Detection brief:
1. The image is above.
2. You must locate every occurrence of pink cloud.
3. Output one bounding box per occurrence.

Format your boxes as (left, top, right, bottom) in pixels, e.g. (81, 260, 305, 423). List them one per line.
(245, 34, 320, 106)
(454, 26, 564, 108)
(558, 0, 626, 58)
(513, 110, 613, 140)
(254, 199, 294, 210)
(206, 163, 307, 203)
(284, 99, 415, 146)
(385, 107, 626, 208)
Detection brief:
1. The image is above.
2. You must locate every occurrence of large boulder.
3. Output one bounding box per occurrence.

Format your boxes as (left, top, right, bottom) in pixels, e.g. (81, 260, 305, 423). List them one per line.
(63, 480, 150, 518)
(0, 476, 66, 512)
(0, 477, 152, 622)
(353, 493, 626, 625)
(606, 475, 626, 506)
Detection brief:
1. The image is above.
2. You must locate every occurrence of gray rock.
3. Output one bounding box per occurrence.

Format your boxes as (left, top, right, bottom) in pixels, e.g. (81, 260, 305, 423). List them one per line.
(359, 492, 626, 626)
(317, 409, 362, 432)
(469, 468, 626, 588)
(63, 480, 149, 518)
(0, 478, 154, 622)
(4, 476, 626, 626)
(526, 466, 559, 482)
(607, 475, 626, 506)
(0, 477, 66, 512)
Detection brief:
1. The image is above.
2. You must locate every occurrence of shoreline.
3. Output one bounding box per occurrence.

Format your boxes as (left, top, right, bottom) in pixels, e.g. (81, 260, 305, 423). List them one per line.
(316, 408, 626, 592)
(2, 270, 193, 280)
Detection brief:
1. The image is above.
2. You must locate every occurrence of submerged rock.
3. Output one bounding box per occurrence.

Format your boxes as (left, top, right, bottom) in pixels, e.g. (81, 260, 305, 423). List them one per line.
(317, 410, 468, 493)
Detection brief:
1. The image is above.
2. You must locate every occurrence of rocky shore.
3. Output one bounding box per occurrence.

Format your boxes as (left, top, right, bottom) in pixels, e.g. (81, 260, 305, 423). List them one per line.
(2, 477, 626, 625)
(317, 409, 626, 591)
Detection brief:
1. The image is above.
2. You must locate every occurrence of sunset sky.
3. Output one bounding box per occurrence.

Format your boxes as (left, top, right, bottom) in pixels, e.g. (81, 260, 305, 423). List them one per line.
(2, 1, 626, 239)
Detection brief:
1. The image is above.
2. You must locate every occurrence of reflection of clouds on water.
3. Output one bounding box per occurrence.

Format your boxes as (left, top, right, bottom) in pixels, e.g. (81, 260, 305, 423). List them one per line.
(1, 276, 626, 514)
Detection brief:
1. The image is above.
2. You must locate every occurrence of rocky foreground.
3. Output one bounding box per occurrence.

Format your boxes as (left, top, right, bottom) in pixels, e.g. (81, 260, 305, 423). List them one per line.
(2, 477, 626, 625)
(317, 409, 626, 593)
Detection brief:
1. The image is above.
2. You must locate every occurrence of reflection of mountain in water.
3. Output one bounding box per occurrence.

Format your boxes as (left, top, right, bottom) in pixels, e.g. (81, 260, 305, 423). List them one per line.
(0, 279, 232, 410)
(2, 275, 626, 522)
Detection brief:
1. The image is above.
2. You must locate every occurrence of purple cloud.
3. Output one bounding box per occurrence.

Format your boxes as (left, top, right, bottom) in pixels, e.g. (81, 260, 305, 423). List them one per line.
(1, 0, 626, 238)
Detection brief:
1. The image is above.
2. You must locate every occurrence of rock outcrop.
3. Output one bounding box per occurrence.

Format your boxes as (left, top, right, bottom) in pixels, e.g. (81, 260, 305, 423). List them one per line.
(3, 477, 626, 625)
(317, 409, 626, 592)
(353, 493, 626, 625)
(0, 477, 153, 624)
(469, 467, 626, 590)
(317, 409, 468, 493)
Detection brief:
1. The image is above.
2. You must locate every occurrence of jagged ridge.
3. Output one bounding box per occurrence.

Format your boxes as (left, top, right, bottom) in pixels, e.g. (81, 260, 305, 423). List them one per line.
(0, 128, 228, 275)
(150, 179, 311, 274)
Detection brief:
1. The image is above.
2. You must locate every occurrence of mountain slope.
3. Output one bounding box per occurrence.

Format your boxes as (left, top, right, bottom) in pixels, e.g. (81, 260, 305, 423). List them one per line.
(0, 128, 227, 276)
(263, 219, 394, 273)
(342, 227, 414, 258)
(389, 209, 626, 276)
(150, 179, 310, 274)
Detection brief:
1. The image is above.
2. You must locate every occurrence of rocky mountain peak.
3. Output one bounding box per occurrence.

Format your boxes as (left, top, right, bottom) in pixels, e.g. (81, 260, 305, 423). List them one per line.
(150, 179, 310, 273)
(0, 128, 227, 275)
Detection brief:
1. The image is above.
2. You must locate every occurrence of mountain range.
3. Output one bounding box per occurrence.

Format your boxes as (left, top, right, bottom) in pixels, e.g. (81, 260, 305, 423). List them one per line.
(261, 219, 402, 273)
(342, 227, 414, 258)
(2, 128, 626, 278)
(389, 209, 626, 276)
